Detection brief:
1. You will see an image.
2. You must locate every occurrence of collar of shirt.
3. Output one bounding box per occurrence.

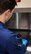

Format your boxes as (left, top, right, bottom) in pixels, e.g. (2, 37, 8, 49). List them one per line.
(0, 21, 6, 28)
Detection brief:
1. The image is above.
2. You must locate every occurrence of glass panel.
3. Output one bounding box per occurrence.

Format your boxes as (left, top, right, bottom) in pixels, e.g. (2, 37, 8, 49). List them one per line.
(18, 13, 29, 29)
(29, 13, 31, 29)
(5, 13, 31, 29)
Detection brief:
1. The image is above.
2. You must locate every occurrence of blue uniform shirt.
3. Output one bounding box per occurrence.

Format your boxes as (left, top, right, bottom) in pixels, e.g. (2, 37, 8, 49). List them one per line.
(0, 22, 26, 54)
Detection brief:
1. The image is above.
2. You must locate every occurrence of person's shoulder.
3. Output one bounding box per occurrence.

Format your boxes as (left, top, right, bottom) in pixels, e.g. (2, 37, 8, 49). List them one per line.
(0, 28, 15, 40)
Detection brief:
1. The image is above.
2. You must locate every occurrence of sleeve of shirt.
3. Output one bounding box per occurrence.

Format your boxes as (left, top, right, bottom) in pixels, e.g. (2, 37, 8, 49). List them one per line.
(6, 32, 26, 54)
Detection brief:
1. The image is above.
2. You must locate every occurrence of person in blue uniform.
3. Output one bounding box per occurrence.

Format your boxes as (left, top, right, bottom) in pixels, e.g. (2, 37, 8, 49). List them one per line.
(0, 0, 29, 54)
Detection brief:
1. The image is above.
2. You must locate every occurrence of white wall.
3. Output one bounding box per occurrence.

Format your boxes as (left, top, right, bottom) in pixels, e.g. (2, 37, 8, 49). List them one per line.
(15, 0, 31, 8)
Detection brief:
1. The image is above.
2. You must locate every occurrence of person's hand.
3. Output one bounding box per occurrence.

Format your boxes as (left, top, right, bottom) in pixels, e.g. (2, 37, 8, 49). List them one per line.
(22, 38, 28, 46)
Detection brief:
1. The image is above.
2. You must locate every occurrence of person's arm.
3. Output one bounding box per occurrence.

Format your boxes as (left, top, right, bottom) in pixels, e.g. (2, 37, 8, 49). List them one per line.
(6, 33, 18, 54)
(21, 38, 28, 54)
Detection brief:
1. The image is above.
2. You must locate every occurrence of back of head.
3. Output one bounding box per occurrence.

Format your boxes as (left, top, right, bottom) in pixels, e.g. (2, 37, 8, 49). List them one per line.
(0, 0, 17, 14)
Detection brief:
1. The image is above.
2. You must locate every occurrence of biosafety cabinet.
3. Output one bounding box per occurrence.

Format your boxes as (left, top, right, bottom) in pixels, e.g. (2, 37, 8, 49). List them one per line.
(5, 0, 31, 53)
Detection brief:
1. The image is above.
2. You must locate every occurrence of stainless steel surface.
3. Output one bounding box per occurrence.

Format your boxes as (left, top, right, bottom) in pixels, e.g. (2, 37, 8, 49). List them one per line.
(25, 51, 31, 54)
(14, 8, 31, 13)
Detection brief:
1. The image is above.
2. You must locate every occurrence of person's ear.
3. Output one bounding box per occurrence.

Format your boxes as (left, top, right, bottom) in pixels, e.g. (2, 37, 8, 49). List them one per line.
(4, 9, 11, 16)
(4, 8, 15, 16)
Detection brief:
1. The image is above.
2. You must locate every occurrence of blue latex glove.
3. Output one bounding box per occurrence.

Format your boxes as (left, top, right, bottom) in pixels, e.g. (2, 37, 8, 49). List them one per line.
(22, 39, 28, 46)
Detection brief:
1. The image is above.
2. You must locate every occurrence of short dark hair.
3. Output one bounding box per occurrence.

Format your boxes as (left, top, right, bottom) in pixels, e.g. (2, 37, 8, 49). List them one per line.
(0, 0, 17, 14)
